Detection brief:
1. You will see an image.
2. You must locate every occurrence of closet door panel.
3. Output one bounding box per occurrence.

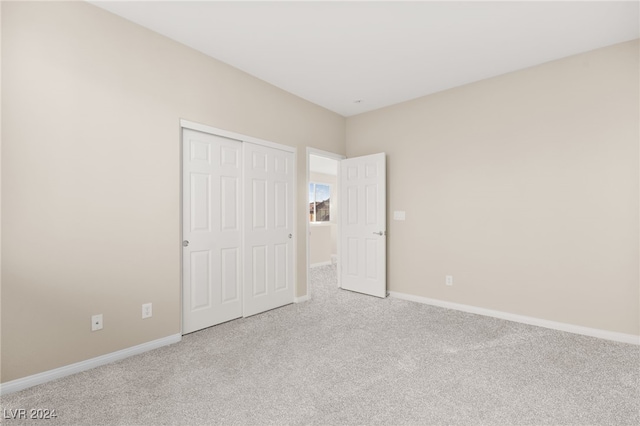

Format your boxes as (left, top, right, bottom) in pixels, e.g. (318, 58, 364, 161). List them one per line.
(182, 129, 243, 333)
(243, 143, 294, 317)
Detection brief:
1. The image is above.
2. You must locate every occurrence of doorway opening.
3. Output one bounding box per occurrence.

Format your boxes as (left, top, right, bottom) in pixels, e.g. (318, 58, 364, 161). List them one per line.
(306, 149, 344, 298)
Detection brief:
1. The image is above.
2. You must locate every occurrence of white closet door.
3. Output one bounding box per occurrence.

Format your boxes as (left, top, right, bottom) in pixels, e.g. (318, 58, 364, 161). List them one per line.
(243, 142, 294, 317)
(340, 153, 387, 298)
(182, 129, 243, 334)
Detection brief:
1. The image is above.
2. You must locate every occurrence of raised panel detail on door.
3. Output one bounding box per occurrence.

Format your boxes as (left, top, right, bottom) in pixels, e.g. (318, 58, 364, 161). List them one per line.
(244, 142, 294, 317)
(221, 145, 239, 167)
(274, 181, 287, 229)
(366, 239, 378, 279)
(252, 246, 267, 296)
(252, 179, 267, 229)
(347, 166, 358, 180)
(347, 238, 358, 276)
(221, 248, 239, 303)
(183, 129, 243, 334)
(365, 184, 377, 225)
(347, 186, 358, 225)
(252, 151, 267, 172)
(275, 155, 288, 175)
(220, 176, 238, 231)
(274, 243, 288, 291)
(191, 140, 211, 163)
(190, 250, 211, 311)
(191, 174, 210, 232)
(365, 163, 377, 178)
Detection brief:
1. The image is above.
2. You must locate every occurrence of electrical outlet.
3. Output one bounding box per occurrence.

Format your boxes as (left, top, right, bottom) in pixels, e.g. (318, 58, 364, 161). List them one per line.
(446, 275, 453, 286)
(142, 303, 152, 319)
(91, 314, 103, 331)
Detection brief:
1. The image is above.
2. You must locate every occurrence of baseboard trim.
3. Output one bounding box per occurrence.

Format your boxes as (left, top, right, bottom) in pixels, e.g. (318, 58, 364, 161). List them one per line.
(0, 333, 182, 395)
(294, 294, 310, 303)
(310, 261, 332, 268)
(388, 291, 639, 345)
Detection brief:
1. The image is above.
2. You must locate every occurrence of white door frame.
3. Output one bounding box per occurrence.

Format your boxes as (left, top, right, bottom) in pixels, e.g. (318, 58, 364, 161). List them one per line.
(306, 147, 345, 297)
(180, 119, 297, 334)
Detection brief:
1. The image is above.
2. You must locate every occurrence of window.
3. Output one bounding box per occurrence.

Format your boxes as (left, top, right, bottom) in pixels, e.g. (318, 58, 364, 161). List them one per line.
(309, 182, 331, 222)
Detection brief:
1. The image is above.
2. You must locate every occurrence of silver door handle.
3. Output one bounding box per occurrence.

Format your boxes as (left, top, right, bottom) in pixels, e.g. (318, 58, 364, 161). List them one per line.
(182, 240, 189, 247)
(372, 231, 386, 236)
(288, 234, 292, 239)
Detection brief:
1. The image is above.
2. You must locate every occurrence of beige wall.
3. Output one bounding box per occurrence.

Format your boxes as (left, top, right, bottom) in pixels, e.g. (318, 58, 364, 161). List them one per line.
(346, 40, 640, 336)
(309, 225, 333, 266)
(1, 1, 345, 382)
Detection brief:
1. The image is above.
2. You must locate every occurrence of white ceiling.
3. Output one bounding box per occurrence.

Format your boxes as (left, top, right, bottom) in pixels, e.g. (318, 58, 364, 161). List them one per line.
(91, 1, 639, 117)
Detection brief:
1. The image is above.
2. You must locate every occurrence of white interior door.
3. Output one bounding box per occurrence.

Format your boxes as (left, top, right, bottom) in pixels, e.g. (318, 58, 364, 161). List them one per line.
(340, 153, 387, 298)
(243, 142, 295, 317)
(182, 129, 243, 333)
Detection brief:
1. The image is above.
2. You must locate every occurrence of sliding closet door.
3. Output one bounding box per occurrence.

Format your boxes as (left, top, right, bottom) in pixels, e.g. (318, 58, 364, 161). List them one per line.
(243, 142, 295, 317)
(182, 129, 243, 333)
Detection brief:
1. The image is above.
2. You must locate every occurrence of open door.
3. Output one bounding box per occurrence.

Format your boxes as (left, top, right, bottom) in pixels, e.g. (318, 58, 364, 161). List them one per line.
(339, 153, 387, 298)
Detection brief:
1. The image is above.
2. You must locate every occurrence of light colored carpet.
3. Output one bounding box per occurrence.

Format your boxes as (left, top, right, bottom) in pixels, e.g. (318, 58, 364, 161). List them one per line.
(1, 264, 638, 425)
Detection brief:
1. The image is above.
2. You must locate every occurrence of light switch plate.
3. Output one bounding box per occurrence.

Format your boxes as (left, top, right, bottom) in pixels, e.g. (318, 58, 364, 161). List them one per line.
(393, 211, 406, 221)
(142, 303, 152, 319)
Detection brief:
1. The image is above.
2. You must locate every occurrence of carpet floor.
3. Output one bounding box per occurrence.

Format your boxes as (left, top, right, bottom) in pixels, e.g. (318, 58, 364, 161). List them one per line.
(1, 264, 638, 425)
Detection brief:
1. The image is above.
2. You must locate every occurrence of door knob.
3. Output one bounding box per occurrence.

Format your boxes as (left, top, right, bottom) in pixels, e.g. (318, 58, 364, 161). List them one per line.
(288, 234, 293, 239)
(372, 231, 386, 236)
(182, 240, 189, 247)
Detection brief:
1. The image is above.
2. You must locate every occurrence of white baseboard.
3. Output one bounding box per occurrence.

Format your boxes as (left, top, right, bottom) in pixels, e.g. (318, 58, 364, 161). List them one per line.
(388, 291, 639, 345)
(0, 333, 182, 395)
(310, 261, 332, 268)
(294, 294, 310, 303)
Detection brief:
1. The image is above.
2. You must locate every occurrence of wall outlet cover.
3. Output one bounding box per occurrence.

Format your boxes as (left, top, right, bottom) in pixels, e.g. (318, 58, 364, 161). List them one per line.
(91, 314, 103, 331)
